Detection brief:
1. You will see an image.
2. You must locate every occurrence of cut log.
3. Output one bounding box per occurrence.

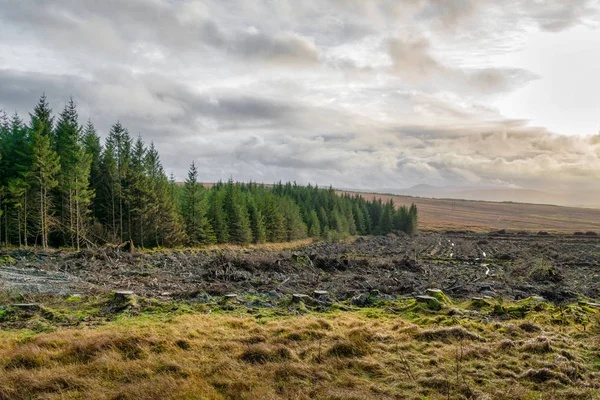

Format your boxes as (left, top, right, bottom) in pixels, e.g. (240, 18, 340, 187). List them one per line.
(292, 294, 310, 303)
(12, 304, 40, 311)
(416, 295, 437, 303)
(579, 301, 600, 309)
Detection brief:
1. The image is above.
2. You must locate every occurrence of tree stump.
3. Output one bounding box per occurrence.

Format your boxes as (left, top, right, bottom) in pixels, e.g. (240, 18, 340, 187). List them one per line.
(425, 288, 451, 304)
(313, 290, 328, 298)
(114, 290, 135, 302)
(223, 293, 239, 301)
(471, 297, 490, 308)
(415, 295, 442, 310)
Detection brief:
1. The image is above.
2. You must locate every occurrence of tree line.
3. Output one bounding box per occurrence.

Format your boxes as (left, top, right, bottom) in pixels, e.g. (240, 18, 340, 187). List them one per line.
(0, 95, 418, 249)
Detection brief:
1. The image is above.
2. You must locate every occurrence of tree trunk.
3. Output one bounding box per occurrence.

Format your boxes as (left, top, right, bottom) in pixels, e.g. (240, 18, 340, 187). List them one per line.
(111, 186, 116, 240)
(17, 208, 22, 247)
(69, 189, 74, 248)
(23, 192, 27, 247)
(75, 176, 80, 251)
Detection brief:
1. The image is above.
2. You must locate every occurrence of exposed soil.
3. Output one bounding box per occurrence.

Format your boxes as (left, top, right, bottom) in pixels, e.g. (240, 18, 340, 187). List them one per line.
(1, 231, 600, 302)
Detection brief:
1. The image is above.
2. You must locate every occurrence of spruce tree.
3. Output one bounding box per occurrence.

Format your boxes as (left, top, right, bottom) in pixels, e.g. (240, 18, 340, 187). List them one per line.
(307, 209, 321, 237)
(105, 122, 131, 241)
(182, 161, 214, 245)
(208, 190, 229, 243)
(83, 120, 102, 220)
(144, 143, 185, 247)
(54, 98, 90, 247)
(247, 196, 266, 244)
(262, 194, 286, 242)
(30, 130, 60, 249)
(98, 141, 119, 241)
(229, 202, 252, 245)
(126, 136, 150, 246)
(379, 200, 394, 235)
(408, 203, 418, 235)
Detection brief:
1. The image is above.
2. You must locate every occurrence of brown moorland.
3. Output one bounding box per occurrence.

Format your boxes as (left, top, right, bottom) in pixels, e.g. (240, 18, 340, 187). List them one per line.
(340, 191, 600, 233)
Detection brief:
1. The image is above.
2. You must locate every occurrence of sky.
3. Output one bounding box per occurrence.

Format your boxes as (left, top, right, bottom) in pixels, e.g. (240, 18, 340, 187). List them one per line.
(1, 0, 600, 192)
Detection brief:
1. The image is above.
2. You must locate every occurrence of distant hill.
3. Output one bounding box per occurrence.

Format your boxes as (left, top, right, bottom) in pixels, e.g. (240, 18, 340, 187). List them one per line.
(378, 184, 600, 208)
(338, 189, 600, 233)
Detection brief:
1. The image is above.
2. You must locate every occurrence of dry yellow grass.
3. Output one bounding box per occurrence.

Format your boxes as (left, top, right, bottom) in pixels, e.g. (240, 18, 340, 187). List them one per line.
(142, 238, 314, 254)
(1, 311, 599, 400)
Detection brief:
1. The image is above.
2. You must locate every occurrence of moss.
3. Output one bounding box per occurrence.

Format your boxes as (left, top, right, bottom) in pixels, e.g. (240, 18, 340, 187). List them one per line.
(425, 289, 452, 305)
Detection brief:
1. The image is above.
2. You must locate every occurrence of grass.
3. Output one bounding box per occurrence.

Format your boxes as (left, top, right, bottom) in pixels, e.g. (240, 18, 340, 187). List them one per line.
(1, 295, 600, 399)
(142, 238, 315, 254)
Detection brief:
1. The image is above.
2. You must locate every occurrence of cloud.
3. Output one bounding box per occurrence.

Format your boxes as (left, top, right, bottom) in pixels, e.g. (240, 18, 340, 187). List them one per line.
(0, 0, 600, 193)
(0, 0, 319, 67)
(387, 36, 538, 94)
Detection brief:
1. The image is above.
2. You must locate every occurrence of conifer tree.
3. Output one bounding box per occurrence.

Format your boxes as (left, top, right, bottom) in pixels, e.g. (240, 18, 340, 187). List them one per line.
(98, 141, 119, 240)
(54, 98, 92, 248)
(263, 194, 285, 242)
(307, 209, 321, 237)
(182, 162, 214, 245)
(229, 202, 252, 245)
(408, 204, 418, 235)
(208, 190, 228, 243)
(83, 120, 102, 220)
(30, 130, 60, 249)
(29, 95, 59, 248)
(126, 136, 150, 246)
(379, 199, 394, 235)
(105, 122, 131, 241)
(30, 94, 54, 138)
(144, 143, 184, 247)
(247, 196, 266, 244)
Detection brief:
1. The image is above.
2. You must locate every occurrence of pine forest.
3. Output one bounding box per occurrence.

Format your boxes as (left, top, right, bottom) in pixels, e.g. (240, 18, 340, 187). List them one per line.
(0, 95, 418, 250)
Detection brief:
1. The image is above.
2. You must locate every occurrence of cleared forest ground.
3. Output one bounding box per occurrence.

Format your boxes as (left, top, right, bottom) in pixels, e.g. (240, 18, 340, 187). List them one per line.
(340, 190, 600, 233)
(2, 232, 600, 301)
(2, 233, 600, 399)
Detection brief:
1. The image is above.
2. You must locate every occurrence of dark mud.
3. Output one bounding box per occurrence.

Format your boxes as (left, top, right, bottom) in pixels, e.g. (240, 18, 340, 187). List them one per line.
(1, 232, 599, 302)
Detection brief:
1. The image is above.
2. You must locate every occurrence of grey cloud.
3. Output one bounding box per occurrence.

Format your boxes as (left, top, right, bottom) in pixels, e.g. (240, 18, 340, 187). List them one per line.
(388, 36, 538, 94)
(230, 31, 319, 65)
(516, 0, 600, 32)
(1, 0, 600, 193)
(0, 0, 319, 66)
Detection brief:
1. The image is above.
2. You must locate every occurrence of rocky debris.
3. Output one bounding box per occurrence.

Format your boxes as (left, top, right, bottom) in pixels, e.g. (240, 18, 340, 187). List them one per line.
(0, 232, 599, 302)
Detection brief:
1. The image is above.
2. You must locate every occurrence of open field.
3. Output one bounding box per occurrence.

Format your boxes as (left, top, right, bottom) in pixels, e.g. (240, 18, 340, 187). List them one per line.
(340, 191, 600, 233)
